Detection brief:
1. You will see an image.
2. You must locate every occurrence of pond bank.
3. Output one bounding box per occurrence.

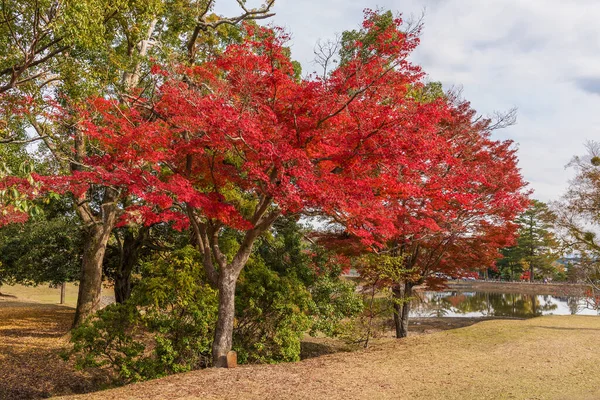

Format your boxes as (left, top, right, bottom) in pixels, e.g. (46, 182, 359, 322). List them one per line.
(441, 280, 590, 296)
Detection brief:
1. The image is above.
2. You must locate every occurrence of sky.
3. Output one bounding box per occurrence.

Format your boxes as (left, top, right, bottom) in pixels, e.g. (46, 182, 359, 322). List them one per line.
(215, 0, 600, 202)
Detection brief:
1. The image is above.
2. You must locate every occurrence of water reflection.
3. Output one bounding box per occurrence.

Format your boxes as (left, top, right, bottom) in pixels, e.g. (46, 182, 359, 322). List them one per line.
(411, 291, 600, 318)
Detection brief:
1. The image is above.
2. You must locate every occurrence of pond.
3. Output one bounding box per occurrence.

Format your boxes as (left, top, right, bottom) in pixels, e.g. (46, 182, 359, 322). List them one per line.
(411, 291, 600, 318)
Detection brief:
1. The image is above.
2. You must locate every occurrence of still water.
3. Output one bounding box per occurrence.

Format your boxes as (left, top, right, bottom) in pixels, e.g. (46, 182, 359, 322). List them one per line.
(411, 291, 600, 318)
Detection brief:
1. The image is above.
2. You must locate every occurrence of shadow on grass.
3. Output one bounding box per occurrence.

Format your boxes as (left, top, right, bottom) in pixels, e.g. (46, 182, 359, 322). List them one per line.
(533, 325, 600, 332)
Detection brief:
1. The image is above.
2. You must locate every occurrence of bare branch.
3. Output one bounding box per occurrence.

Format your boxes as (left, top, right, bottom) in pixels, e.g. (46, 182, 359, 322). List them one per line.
(187, 0, 275, 64)
(488, 107, 518, 131)
(313, 34, 341, 79)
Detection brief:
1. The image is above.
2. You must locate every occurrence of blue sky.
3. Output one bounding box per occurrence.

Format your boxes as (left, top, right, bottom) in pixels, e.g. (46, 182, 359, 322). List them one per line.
(216, 0, 600, 202)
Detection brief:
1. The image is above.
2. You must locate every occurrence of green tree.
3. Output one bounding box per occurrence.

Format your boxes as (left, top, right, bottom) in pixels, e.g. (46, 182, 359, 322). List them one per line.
(0, 197, 82, 287)
(498, 200, 559, 282)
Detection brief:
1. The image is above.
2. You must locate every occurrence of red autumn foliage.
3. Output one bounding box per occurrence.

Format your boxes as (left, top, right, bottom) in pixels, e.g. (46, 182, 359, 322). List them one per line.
(25, 15, 454, 242)
(0, 10, 529, 358)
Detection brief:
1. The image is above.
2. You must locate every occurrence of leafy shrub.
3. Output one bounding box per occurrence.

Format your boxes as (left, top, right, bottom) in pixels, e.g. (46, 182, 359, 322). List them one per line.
(67, 246, 218, 383)
(308, 276, 363, 337)
(67, 218, 366, 381)
(233, 217, 363, 363)
(234, 256, 313, 364)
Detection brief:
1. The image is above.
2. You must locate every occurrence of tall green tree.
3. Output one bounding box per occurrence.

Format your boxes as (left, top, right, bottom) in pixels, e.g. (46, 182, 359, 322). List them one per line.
(497, 200, 559, 281)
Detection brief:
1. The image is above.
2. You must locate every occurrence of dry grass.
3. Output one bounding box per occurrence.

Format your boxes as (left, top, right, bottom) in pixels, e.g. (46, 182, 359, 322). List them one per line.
(0, 283, 80, 307)
(2, 285, 599, 400)
(0, 290, 484, 399)
(0, 283, 115, 308)
(55, 315, 600, 400)
(0, 297, 105, 400)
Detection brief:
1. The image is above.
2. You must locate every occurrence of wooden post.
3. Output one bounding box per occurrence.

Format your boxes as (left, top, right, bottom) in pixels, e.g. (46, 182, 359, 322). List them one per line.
(60, 282, 66, 305)
(226, 351, 237, 368)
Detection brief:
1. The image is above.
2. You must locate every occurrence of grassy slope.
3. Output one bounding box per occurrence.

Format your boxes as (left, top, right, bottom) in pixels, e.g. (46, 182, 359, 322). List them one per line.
(56, 315, 600, 400)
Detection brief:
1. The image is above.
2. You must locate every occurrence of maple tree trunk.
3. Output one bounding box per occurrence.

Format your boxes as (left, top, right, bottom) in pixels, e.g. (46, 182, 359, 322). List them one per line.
(113, 228, 145, 304)
(399, 282, 413, 338)
(72, 226, 112, 327)
(392, 285, 404, 338)
(212, 268, 239, 367)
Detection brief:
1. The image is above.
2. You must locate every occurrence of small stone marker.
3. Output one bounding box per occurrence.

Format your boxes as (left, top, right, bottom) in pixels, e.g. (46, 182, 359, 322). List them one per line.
(226, 350, 237, 368)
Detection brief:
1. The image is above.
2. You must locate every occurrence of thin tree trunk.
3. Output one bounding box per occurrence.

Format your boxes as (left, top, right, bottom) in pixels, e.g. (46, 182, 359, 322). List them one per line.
(212, 268, 239, 367)
(190, 201, 278, 367)
(208, 215, 277, 367)
(399, 282, 413, 338)
(529, 262, 534, 282)
(392, 285, 404, 338)
(60, 282, 66, 304)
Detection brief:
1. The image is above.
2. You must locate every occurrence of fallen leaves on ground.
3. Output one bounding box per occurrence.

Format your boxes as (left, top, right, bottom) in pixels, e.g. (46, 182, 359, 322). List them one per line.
(0, 298, 104, 400)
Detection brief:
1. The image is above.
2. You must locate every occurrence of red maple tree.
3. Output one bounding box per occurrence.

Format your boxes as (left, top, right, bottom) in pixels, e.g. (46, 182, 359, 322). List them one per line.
(363, 97, 528, 337)
(5, 11, 527, 364)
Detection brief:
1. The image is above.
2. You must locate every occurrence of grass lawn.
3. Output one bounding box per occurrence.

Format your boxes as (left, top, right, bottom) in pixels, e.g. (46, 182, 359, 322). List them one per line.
(54, 315, 600, 400)
(0, 283, 115, 308)
(0, 283, 80, 307)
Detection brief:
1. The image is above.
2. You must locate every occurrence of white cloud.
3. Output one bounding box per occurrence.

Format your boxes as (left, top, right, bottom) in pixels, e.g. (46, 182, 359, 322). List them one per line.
(214, 0, 600, 202)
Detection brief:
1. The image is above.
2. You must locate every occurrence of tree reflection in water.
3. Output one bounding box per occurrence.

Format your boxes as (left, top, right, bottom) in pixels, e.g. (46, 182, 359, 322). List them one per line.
(410, 291, 600, 318)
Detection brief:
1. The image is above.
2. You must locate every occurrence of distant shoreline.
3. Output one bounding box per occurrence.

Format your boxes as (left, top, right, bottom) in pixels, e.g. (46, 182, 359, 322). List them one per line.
(440, 280, 590, 296)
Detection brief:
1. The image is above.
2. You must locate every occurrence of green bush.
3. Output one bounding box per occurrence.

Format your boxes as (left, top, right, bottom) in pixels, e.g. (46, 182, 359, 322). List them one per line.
(308, 276, 363, 337)
(234, 256, 313, 364)
(232, 217, 363, 363)
(67, 246, 218, 383)
(67, 218, 365, 382)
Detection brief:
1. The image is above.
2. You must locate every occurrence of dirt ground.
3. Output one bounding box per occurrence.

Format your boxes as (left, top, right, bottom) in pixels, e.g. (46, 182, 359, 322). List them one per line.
(2, 284, 599, 400)
(55, 315, 600, 400)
